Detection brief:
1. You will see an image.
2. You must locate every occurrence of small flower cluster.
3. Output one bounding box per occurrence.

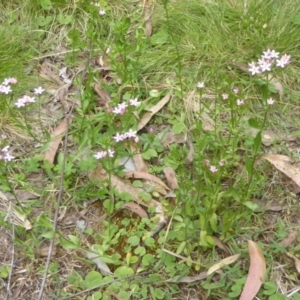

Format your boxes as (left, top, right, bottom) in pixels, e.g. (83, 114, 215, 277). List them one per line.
(248, 49, 290, 75)
(205, 159, 225, 173)
(15, 86, 45, 108)
(0, 145, 15, 162)
(113, 129, 138, 143)
(0, 77, 17, 95)
(94, 129, 138, 160)
(111, 98, 141, 115)
(90, 2, 106, 15)
(94, 148, 115, 160)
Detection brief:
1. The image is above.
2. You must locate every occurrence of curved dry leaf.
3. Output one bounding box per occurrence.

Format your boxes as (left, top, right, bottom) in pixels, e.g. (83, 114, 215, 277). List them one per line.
(163, 167, 179, 190)
(85, 247, 113, 276)
(286, 252, 300, 274)
(263, 155, 300, 187)
(137, 94, 171, 131)
(213, 237, 232, 255)
(44, 118, 71, 164)
(207, 254, 240, 276)
(130, 144, 148, 173)
(239, 240, 266, 300)
(122, 202, 148, 219)
(267, 74, 283, 99)
(126, 171, 170, 190)
(279, 231, 298, 248)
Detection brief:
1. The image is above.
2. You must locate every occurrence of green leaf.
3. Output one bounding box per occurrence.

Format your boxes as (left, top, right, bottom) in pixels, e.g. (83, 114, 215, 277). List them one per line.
(244, 201, 260, 211)
(0, 265, 11, 279)
(128, 236, 140, 246)
(248, 118, 262, 129)
(253, 131, 262, 154)
(103, 199, 114, 214)
(37, 16, 53, 27)
(142, 254, 155, 266)
(57, 14, 73, 25)
(87, 291, 102, 300)
(114, 266, 134, 278)
(209, 213, 218, 232)
(142, 149, 157, 160)
(68, 235, 80, 247)
(41, 231, 55, 239)
(81, 271, 102, 289)
(263, 282, 277, 295)
(144, 237, 155, 247)
(134, 246, 146, 256)
(172, 122, 186, 134)
(40, 0, 53, 10)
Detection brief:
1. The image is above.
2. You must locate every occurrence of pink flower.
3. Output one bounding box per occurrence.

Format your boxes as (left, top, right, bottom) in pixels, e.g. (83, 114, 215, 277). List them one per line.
(276, 54, 290, 68)
(233, 87, 239, 94)
(237, 99, 244, 106)
(112, 102, 128, 115)
(219, 159, 225, 166)
(15, 99, 26, 108)
(0, 85, 12, 94)
(2, 77, 17, 85)
(4, 152, 15, 162)
(258, 59, 272, 72)
(261, 49, 273, 59)
(267, 98, 275, 105)
(196, 82, 205, 89)
(108, 149, 115, 157)
(113, 133, 125, 142)
(222, 93, 229, 100)
(94, 151, 107, 159)
(129, 98, 141, 107)
(124, 129, 137, 139)
(34, 86, 45, 95)
(248, 62, 260, 75)
(209, 165, 218, 173)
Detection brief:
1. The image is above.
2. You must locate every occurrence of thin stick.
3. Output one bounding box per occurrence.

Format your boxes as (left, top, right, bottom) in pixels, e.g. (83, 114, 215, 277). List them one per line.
(5, 221, 15, 300)
(37, 60, 90, 300)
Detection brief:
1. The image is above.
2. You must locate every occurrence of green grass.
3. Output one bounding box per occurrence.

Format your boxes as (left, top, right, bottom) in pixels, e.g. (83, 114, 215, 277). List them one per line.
(1, 0, 300, 299)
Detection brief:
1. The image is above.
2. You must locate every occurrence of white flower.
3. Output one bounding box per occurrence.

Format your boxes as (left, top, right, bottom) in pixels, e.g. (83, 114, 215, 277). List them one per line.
(129, 98, 141, 107)
(248, 62, 260, 75)
(34, 86, 45, 95)
(237, 99, 244, 106)
(113, 133, 125, 142)
(94, 151, 107, 159)
(209, 165, 218, 173)
(196, 82, 205, 89)
(99, 9, 106, 15)
(267, 98, 275, 105)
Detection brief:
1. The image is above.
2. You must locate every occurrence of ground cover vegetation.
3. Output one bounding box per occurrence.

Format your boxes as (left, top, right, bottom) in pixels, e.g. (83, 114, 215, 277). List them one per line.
(1, 0, 300, 299)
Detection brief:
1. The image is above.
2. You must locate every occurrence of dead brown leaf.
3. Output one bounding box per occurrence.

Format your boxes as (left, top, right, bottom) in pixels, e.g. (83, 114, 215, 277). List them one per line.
(263, 155, 300, 187)
(130, 144, 148, 173)
(92, 83, 111, 105)
(239, 240, 266, 300)
(253, 199, 282, 212)
(39, 61, 62, 85)
(44, 118, 71, 164)
(122, 202, 148, 219)
(126, 171, 170, 191)
(173, 272, 208, 283)
(162, 132, 186, 147)
(213, 237, 232, 255)
(267, 74, 283, 99)
(279, 231, 298, 248)
(207, 254, 240, 276)
(249, 128, 296, 146)
(163, 167, 179, 190)
(137, 94, 171, 131)
(286, 252, 300, 274)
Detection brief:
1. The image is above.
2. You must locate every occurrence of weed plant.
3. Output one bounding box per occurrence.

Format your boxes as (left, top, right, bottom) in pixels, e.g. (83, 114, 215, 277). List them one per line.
(1, 0, 300, 299)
